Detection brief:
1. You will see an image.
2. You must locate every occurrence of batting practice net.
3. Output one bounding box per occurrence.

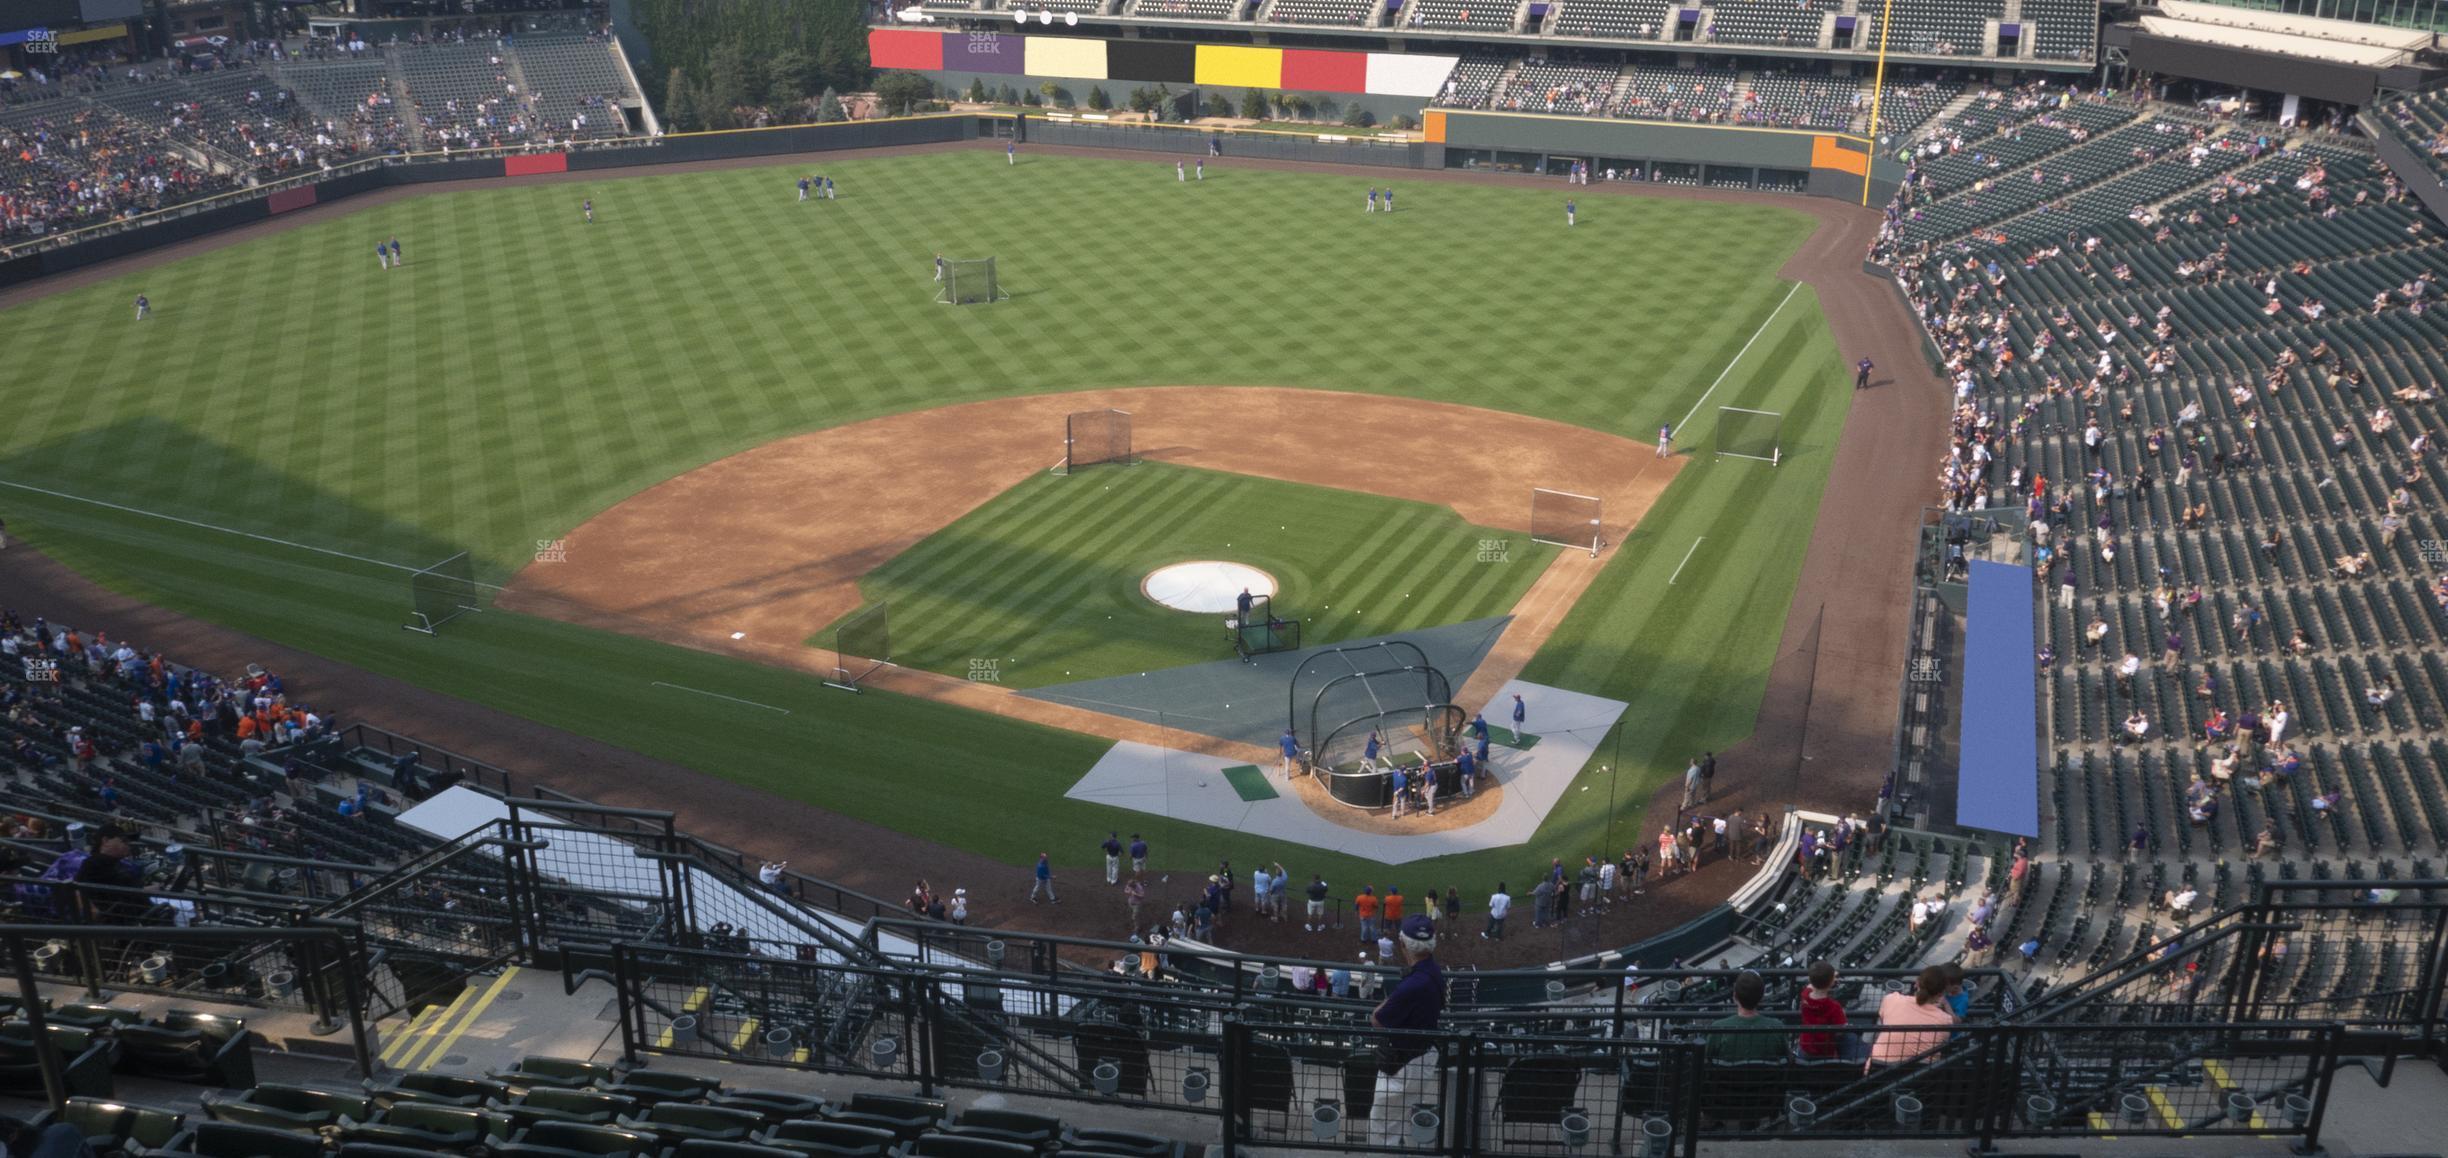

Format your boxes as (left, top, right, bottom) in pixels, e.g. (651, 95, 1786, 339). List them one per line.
(1231, 593, 1300, 662)
(935, 257, 1008, 305)
(1716, 406, 1784, 465)
(1289, 641, 1461, 775)
(825, 603, 893, 692)
(403, 552, 483, 635)
(1529, 488, 1605, 556)
(1061, 408, 1134, 474)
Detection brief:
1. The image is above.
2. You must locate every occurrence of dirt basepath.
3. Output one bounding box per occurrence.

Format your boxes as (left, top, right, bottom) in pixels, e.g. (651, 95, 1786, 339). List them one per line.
(502, 385, 1674, 660)
(0, 140, 1945, 969)
(499, 385, 1680, 820)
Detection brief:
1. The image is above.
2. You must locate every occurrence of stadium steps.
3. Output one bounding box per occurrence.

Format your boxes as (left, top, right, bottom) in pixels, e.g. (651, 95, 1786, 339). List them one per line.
(501, 51, 537, 125)
(382, 46, 427, 149)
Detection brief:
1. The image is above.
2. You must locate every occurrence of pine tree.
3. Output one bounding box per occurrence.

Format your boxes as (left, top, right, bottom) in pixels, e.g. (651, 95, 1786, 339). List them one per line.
(662, 67, 699, 131)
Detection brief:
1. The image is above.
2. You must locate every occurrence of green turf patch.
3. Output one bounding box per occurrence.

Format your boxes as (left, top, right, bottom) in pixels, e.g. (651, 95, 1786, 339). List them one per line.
(1492, 731, 1544, 751)
(1220, 765, 1278, 801)
(820, 462, 1542, 688)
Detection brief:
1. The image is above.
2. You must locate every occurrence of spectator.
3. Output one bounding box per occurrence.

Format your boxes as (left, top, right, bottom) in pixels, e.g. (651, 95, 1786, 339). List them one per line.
(1868, 965, 1957, 1066)
(1368, 916, 1445, 1145)
(757, 859, 787, 893)
(1797, 959, 1848, 1058)
(1482, 882, 1510, 940)
(1705, 971, 1786, 1061)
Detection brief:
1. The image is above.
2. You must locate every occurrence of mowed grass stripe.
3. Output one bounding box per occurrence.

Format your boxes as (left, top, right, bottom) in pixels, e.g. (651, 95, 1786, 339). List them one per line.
(841, 463, 1539, 686)
(876, 467, 1213, 670)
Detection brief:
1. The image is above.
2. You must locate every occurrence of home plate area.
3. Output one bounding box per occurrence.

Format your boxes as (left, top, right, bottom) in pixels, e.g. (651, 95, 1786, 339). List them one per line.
(1061, 680, 1628, 865)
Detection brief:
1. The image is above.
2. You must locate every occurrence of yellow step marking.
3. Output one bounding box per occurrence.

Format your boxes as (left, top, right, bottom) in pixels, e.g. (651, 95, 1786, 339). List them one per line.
(390, 986, 476, 1070)
(2200, 1062, 2268, 1128)
(2088, 1111, 2117, 1138)
(2147, 1085, 2187, 1129)
(656, 986, 710, 1048)
(415, 967, 522, 1072)
(731, 1018, 759, 1052)
(378, 1004, 445, 1065)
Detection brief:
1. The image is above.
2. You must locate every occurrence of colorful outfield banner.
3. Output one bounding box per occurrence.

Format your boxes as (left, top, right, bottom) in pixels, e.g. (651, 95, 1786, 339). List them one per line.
(870, 28, 1455, 98)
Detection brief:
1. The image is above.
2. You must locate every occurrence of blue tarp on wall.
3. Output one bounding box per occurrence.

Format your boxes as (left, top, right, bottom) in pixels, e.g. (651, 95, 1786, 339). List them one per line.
(1958, 559, 2040, 837)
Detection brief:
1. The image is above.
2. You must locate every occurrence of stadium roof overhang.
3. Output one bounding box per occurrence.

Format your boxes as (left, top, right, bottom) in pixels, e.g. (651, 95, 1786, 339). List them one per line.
(2107, 18, 2441, 104)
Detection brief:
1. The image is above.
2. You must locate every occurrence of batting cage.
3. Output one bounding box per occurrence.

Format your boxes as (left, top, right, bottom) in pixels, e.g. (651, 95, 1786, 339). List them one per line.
(935, 257, 1009, 305)
(1716, 406, 1784, 465)
(1061, 408, 1134, 475)
(824, 603, 893, 692)
(1231, 593, 1300, 662)
(1529, 488, 1606, 557)
(1288, 641, 1463, 807)
(403, 552, 483, 635)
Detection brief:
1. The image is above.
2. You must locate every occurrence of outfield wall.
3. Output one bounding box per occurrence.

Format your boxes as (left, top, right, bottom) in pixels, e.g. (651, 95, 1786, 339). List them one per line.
(0, 109, 1896, 290)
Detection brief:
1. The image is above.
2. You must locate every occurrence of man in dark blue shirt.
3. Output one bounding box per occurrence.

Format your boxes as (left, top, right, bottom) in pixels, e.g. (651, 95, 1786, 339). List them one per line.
(1369, 914, 1444, 1143)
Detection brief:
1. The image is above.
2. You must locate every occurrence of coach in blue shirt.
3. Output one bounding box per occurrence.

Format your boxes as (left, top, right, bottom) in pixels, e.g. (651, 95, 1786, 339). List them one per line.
(1369, 914, 1445, 1143)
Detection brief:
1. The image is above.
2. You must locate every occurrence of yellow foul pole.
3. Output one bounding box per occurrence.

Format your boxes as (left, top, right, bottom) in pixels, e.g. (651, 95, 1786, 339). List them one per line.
(1861, 0, 1898, 206)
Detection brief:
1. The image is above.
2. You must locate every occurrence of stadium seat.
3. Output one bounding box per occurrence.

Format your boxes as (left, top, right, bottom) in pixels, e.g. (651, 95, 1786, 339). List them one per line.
(495, 1121, 661, 1158)
(114, 1012, 258, 1089)
(369, 1069, 512, 1108)
(819, 1094, 945, 1142)
(158, 1122, 328, 1158)
(753, 1119, 897, 1155)
(615, 1102, 764, 1145)
(489, 1056, 619, 1090)
(343, 1101, 493, 1148)
(33, 1097, 183, 1157)
(203, 1084, 377, 1132)
(0, 1025, 117, 1099)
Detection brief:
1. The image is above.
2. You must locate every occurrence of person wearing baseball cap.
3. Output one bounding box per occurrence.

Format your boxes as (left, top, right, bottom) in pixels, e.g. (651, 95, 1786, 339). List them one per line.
(1368, 913, 1445, 1143)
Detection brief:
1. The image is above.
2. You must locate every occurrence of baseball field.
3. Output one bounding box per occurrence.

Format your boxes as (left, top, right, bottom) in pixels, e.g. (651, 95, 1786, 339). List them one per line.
(0, 146, 1850, 888)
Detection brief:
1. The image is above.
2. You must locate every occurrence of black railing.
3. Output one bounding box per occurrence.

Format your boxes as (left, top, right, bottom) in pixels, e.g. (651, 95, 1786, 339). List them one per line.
(602, 938, 2349, 1156)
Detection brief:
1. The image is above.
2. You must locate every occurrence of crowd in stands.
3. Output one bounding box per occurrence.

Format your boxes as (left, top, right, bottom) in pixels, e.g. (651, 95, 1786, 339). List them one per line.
(0, 25, 634, 251)
(1872, 73, 2448, 985)
(1437, 58, 1957, 134)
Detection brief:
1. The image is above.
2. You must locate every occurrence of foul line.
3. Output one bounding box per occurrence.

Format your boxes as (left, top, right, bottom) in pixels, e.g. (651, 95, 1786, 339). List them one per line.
(1675, 281, 1805, 438)
(0, 477, 511, 589)
(1668, 537, 1705, 585)
(651, 681, 791, 714)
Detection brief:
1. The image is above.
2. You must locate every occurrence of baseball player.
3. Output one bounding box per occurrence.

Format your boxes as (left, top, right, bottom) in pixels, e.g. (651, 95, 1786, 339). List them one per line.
(1566, 198, 1577, 226)
(1195, 158, 1204, 180)
(1176, 160, 1185, 182)
(134, 294, 150, 320)
(388, 238, 402, 266)
(1367, 187, 1378, 213)
(375, 240, 390, 271)
(1656, 424, 1672, 458)
(799, 176, 811, 202)
(1007, 139, 1016, 165)
(582, 199, 594, 223)
(1384, 187, 1394, 212)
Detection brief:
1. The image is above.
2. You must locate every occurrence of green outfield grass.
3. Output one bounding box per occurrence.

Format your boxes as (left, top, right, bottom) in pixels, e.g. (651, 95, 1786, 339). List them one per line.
(831, 463, 1541, 687)
(0, 147, 1849, 889)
